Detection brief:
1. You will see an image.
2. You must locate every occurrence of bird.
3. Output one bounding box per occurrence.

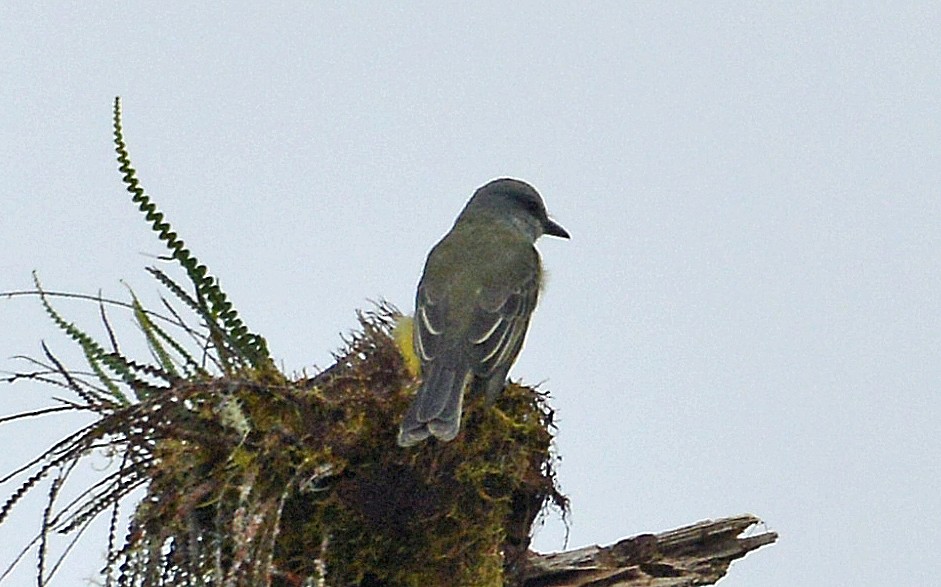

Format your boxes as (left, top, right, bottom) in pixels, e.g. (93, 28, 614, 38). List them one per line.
(397, 178, 569, 447)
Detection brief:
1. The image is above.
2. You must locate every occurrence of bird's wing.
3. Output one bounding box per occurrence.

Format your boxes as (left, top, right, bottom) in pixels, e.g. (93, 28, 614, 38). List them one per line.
(414, 257, 539, 377)
(414, 280, 449, 365)
(410, 280, 468, 426)
(465, 269, 540, 378)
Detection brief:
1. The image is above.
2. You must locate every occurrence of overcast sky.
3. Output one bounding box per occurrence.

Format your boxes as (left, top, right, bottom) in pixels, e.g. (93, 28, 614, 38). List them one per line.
(2, 3, 940, 586)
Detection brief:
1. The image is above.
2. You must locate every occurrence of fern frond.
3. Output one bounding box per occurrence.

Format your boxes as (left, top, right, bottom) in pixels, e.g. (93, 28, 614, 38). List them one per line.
(40, 342, 118, 411)
(157, 295, 223, 372)
(145, 266, 236, 368)
(34, 273, 131, 404)
(34, 275, 169, 402)
(128, 291, 183, 379)
(112, 97, 272, 370)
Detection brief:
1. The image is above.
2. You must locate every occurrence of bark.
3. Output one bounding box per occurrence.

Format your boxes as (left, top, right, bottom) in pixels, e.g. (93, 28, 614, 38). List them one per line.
(522, 514, 776, 586)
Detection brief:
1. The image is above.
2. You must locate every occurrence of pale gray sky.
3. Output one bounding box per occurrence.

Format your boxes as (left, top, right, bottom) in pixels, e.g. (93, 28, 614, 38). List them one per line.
(2, 3, 940, 586)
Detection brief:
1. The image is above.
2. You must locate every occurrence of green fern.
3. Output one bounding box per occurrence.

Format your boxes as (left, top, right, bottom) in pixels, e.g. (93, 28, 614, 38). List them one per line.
(128, 292, 210, 380)
(145, 266, 245, 371)
(34, 273, 132, 404)
(112, 97, 272, 371)
(128, 292, 185, 379)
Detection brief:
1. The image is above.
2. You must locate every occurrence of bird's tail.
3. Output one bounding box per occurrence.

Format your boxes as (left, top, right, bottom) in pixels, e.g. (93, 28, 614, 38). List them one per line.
(397, 366, 469, 447)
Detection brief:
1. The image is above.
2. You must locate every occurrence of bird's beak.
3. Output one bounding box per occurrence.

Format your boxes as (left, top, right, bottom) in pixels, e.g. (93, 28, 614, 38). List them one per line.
(543, 218, 570, 239)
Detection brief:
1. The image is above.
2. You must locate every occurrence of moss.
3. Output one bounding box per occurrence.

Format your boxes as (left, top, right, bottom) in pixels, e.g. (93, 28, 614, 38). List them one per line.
(74, 305, 565, 586)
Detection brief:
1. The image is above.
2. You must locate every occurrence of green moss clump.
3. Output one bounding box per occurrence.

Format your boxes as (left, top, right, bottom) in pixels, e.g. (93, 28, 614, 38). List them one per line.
(111, 306, 565, 586)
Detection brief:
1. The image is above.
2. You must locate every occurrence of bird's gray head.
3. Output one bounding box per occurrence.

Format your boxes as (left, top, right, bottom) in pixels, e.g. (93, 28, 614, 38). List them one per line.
(458, 178, 570, 241)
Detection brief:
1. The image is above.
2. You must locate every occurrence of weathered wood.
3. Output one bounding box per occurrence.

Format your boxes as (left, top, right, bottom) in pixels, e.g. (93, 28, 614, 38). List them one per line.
(522, 514, 777, 586)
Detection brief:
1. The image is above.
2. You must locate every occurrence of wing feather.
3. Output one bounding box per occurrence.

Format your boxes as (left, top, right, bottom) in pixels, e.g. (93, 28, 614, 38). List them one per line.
(468, 272, 539, 377)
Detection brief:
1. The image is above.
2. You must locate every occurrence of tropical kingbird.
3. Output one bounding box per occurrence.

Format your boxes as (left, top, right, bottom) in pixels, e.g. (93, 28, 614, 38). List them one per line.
(397, 178, 569, 447)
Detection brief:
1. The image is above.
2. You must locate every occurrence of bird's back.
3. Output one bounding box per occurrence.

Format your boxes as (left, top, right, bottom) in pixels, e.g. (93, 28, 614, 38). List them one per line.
(419, 219, 541, 336)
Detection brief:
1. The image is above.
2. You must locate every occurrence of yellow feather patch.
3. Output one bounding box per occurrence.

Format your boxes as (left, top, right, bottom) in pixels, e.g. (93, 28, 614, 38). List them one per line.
(393, 314, 421, 378)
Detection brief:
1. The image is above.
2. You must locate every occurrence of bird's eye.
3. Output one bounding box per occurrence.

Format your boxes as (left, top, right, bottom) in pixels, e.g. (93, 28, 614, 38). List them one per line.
(515, 194, 542, 216)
